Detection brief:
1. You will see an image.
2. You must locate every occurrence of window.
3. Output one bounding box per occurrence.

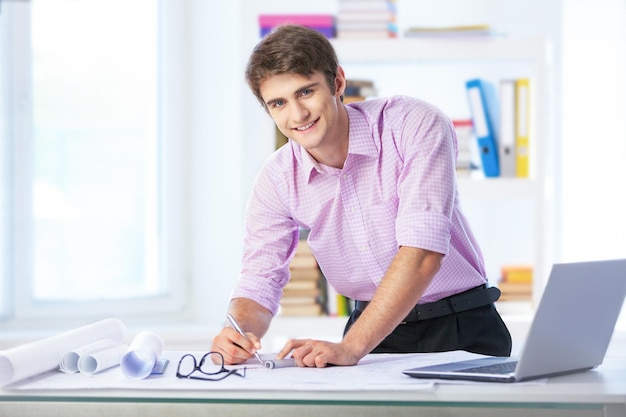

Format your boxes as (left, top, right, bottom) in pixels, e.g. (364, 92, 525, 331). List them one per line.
(1, 0, 186, 319)
(0, 1, 11, 317)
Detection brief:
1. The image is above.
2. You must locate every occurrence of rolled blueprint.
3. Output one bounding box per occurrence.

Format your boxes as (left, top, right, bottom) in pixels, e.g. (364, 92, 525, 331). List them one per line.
(0, 318, 126, 386)
(78, 343, 129, 375)
(59, 338, 119, 374)
(120, 331, 164, 380)
(263, 358, 296, 369)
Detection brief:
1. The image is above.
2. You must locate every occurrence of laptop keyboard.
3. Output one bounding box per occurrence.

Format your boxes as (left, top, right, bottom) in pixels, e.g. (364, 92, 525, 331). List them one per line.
(457, 361, 518, 374)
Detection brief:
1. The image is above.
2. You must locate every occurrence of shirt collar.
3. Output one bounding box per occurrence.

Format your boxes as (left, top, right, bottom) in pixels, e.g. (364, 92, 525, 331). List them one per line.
(345, 105, 379, 158)
(296, 104, 379, 182)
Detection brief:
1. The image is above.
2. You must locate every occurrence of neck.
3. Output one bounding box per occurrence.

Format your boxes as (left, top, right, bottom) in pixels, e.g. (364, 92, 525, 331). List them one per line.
(309, 104, 349, 169)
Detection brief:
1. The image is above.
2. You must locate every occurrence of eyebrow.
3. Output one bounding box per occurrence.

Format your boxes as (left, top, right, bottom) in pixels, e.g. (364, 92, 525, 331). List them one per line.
(295, 81, 320, 96)
(265, 81, 321, 107)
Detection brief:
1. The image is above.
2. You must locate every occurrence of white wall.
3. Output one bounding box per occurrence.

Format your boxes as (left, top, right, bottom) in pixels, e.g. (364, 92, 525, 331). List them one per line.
(234, 0, 563, 287)
(191, 0, 626, 330)
(2, 0, 625, 343)
(186, 0, 245, 327)
(561, 0, 626, 262)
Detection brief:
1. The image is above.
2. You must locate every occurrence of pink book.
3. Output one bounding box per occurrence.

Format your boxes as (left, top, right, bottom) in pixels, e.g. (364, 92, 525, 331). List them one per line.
(258, 14, 335, 28)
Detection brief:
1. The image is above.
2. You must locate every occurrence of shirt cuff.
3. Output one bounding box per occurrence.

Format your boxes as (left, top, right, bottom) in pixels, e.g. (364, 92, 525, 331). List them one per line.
(396, 211, 451, 255)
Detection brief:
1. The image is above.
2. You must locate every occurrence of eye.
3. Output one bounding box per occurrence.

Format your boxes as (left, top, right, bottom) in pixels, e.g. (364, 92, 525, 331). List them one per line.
(300, 89, 313, 97)
(271, 100, 285, 109)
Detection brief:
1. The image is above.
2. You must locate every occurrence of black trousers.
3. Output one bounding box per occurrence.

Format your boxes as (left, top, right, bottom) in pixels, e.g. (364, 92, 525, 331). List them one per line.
(343, 303, 512, 357)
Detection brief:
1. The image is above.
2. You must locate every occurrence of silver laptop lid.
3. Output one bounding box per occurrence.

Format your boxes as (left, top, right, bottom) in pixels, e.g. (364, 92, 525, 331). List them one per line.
(515, 258, 626, 380)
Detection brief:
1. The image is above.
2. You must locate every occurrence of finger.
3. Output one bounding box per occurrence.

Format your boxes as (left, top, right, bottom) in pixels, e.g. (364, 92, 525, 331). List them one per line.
(314, 354, 330, 368)
(276, 339, 306, 359)
(229, 328, 260, 353)
(297, 342, 337, 368)
(216, 328, 258, 364)
(221, 343, 252, 364)
(300, 346, 327, 368)
(292, 343, 319, 367)
(245, 332, 263, 351)
(211, 332, 244, 364)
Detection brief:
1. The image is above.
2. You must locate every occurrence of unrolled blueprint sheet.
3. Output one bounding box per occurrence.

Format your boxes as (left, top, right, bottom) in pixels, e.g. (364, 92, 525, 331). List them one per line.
(3, 351, 493, 391)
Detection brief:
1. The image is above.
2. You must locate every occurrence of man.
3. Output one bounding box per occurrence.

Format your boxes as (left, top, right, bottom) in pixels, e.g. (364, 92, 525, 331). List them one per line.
(211, 24, 511, 368)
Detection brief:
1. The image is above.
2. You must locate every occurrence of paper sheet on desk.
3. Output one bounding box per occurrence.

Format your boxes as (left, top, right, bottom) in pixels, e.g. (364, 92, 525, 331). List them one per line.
(251, 351, 545, 387)
(4, 351, 499, 392)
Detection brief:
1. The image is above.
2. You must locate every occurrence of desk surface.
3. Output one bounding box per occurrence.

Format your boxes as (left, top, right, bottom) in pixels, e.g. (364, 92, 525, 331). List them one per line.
(2, 357, 626, 417)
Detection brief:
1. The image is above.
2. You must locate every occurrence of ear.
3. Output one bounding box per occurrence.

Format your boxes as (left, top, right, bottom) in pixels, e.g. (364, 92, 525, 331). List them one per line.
(334, 66, 347, 97)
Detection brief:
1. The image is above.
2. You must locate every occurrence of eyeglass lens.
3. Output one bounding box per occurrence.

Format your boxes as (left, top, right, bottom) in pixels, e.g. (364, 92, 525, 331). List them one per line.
(178, 352, 225, 377)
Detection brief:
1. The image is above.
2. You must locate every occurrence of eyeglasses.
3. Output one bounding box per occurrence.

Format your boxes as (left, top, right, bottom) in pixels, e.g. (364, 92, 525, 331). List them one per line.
(176, 352, 247, 381)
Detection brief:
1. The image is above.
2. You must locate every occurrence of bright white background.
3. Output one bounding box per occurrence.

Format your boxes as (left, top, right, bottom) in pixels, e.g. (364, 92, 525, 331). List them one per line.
(0, 0, 625, 342)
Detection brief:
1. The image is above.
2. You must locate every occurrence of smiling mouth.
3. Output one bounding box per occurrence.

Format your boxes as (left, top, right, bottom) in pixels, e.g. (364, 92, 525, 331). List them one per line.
(294, 118, 319, 131)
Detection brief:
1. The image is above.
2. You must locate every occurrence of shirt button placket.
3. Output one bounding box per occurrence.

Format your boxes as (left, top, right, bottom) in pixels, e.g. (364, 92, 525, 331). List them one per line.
(341, 172, 369, 254)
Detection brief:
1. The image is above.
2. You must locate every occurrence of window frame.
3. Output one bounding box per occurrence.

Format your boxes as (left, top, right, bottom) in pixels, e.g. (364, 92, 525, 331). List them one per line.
(1, 0, 191, 322)
(0, 0, 19, 318)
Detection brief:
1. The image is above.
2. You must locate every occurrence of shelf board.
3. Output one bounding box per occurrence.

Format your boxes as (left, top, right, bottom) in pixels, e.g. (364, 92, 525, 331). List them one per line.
(457, 177, 542, 199)
(332, 36, 548, 64)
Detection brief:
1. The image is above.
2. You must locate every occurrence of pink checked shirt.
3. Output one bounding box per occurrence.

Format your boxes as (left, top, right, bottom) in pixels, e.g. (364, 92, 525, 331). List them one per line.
(232, 96, 487, 315)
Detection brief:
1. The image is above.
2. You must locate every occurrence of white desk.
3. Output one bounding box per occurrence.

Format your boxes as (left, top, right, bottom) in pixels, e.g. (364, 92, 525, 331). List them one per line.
(1, 358, 625, 417)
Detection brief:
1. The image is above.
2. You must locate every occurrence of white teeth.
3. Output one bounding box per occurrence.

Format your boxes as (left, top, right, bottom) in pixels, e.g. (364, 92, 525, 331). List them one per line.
(296, 121, 315, 131)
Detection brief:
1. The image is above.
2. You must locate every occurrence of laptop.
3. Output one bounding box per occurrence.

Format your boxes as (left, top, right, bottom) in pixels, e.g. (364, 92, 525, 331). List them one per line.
(403, 258, 626, 382)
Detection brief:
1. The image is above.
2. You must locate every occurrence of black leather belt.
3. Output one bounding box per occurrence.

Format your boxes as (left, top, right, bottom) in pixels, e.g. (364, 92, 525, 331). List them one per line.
(354, 284, 501, 322)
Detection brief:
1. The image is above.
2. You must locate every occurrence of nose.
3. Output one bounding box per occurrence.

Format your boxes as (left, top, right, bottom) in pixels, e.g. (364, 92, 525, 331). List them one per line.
(291, 100, 310, 124)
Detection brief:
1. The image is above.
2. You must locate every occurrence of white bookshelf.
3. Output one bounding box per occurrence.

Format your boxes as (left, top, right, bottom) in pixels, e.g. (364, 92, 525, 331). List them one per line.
(242, 32, 554, 318)
(331, 36, 554, 306)
(331, 37, 550, 63)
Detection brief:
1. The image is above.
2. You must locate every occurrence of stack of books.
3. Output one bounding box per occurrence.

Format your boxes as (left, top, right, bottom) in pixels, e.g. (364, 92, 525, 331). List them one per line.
(258, 14, 335, 38)
(280, 239, 324, 316)
(336, 0, 398, 39)
(498, 265, 533, 301)
(344, 79, 377, 103)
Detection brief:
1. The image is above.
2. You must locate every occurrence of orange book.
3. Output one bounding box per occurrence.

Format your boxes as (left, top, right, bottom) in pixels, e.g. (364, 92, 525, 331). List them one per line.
(501, 265, 533, 283)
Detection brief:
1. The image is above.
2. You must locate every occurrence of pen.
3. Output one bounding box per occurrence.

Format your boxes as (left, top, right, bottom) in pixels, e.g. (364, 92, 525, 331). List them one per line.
(226, 313, 265, 366)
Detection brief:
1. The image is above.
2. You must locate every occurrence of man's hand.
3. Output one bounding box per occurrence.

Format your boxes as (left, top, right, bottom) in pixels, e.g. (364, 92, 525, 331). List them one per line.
(211, 326, 263, 365)
(211, 298, 272, 365)
(276, 339, 361, 368)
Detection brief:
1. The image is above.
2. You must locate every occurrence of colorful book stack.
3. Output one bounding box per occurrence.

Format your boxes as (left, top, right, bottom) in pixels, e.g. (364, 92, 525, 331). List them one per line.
(258, 14, 335, 38)
(280, 239, 324, 316)
(498, 265, 533, 301)
(336, 0, 398, 39)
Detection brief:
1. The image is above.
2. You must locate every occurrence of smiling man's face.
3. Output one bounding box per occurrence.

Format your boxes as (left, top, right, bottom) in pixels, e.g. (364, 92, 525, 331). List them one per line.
(260, 70, 346, 163)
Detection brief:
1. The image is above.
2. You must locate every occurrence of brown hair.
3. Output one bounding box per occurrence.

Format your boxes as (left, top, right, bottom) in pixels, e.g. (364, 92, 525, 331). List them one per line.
(245, 24, 339, 108)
